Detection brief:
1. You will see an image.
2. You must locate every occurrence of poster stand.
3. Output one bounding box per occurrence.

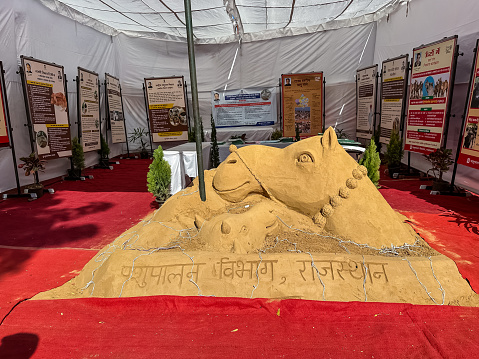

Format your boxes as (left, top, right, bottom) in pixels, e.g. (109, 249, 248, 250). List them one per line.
(278, 77, 282, 133)
(442, 44, 462, 148)
(94, 80, 113, 170)
(103, 78, 120, 166)
(323, 77, 326, 133)
(142, 82, 154, 155)
(17, 60, 57, 198)
(1, 61, 34, 200)
(374, 71, 379, 134)
(119, 84, 134, 159)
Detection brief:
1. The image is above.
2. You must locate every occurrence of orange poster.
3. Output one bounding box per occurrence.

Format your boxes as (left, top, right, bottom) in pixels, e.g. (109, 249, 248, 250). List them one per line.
(0, 62, 9, 147)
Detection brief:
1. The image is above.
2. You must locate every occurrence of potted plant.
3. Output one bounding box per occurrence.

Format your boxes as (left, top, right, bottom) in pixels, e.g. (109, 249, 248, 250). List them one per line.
(384, 129, 404, 178)
(359, 138, 381, 187)
(147, 146, 171, 204)
(271, 129, 283, 140)
(423, 148, 454, 192)
(128, 127, 150, 159)
(98, 133, 110, 167)
(18, 152, 46, 198)
(69, 137, 85, 178)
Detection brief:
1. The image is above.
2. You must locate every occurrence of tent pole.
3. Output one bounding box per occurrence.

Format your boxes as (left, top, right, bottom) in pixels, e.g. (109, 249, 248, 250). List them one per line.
(184, 0, 206, 201)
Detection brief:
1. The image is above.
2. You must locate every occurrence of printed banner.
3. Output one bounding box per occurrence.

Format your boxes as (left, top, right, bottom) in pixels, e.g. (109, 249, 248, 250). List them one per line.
(22, 57, 72, 160)
(405, 36, 457, 154)
(281, 73, 323, 138)
(212, 87, 277, 128)
(105, 73, 126, 144)
(0, 63, 8, 147)
(457, 41, 479, 170)
(145, 76, 188, 142)
(78, 68, 100, 152)
(380, 55, 408, 144)
(356, 65, 378, 140)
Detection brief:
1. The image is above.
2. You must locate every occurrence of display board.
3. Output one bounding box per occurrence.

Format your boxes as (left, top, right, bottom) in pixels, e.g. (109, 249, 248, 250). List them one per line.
(145, 76, 188, 142)
(405, 36, 458, 154)
(78, 67, 101, 152)
(457, 40, 479, 170)
(356, 65, 378, 140)
(105, 73, 126, 144)
(21, 56, 72, 160)
(379, 55, 409, 144)
(281, 73, 323, 138)
(212, 87, 277, 128)
(0, 62, 9, 147)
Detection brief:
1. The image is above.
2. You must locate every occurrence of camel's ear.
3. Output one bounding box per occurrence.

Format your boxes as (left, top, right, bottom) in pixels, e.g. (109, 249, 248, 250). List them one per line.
(321, 127, 338, 150)
(194, 215, 205, 229)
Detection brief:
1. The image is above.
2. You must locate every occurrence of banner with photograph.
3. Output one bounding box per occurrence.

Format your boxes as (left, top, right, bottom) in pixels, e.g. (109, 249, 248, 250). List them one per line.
(379, 55, 408, 144)
(405, 36, 457, 154)
(78, 68, 100, 152)
(105, 73, 126, 144)
(457, 41, 479, 170)
(21, 56, 72, 160)
(145, 76, 188, 142)
(0, 63, 8, 147)
(212, 87, 277, 128)
(281, 72, 323, 138)
(356, 65, 378, 140)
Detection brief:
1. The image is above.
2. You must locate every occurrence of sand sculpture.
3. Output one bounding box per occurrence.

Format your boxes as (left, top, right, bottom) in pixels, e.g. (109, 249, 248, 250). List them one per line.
(35, 128, 479, 306)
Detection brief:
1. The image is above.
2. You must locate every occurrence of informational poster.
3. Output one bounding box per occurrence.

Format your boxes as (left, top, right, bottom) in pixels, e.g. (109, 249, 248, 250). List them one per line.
(281, 72, 323, 138)
(105, 73, 126, 144)
(356, 65, 378, 140)
(0, 62, 9, 147)
(405, 36, 457, 154)
(212, 87, 277, 128)
(379, 55, 408, 144)
(457, 40, 479, 170)
(145, 76, 188, 142)
(78, 67, 100, 152)
(21, 56, 72, 160)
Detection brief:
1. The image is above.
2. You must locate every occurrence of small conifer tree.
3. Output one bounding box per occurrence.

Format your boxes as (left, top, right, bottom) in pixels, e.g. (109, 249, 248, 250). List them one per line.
(359, 138, 381, 187)
(385, 129, 404, 167)
(147, 146, 171, 201)
(71, 137, 85, 171)
(210, 114, 220, 168)
(99, 133, 110, 158)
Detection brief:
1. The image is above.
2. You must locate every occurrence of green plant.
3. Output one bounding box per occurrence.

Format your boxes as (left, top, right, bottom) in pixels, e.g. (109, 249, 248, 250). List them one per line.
(423, 148, 454, 182)
(295, 124, 301, 142)
(128, 127, 149, 154)
(359, 138, 381, 187)
(71, 137, 85, 170)
(334, 128, 348, 139)
(372, 130, 382, 153)
(147, 146, 171, 201)
(210, 114, 220, 168)
(98, 133, 110, 158)
(385, 130, 403, 167)
(271, 129, 283, 140)
(188, 117, 205, 142)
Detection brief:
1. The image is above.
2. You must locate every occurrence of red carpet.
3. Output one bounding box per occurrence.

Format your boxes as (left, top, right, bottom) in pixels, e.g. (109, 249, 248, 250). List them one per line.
(0, 162, 478, 358)
(0, 296, 477, 358)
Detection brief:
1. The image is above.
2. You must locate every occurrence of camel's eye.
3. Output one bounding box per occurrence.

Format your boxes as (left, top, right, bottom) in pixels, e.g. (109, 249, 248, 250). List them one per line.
(298, 153, 313, 163)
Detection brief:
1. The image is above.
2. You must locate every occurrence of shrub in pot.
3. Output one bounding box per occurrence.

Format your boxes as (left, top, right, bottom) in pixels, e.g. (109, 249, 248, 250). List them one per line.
(385, 129, 404, 178)
(423, 148, 454, 192)
(147, 146, 171, 204)
(18, 152, 46, 198)
(69, 136, 85, 178)
(98, 133, 110, 166)
(359, 138, 381, 187)
(128, 127, 150, 159)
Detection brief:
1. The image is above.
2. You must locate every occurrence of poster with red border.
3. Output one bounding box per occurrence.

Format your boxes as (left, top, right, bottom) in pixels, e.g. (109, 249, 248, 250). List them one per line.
(281, 72, 323, 138)
(0, 62, 9, 147)
(21, 56, 72, 160)
(457, 40, 479, 170)
(356, 65, 378, 140)
(105, 73, 126, 144)
(404, 36, 457, 155)
(379, 55, 408, 144)
(145, 76, 188, 142)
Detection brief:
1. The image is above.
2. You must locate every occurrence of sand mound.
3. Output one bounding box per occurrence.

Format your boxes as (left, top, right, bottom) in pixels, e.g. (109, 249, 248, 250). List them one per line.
(34, 128, 479, 306)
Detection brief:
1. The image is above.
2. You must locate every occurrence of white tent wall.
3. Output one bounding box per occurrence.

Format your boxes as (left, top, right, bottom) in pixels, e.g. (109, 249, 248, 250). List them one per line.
(375, 0, 479, 194)
(0, 0, 118, 193)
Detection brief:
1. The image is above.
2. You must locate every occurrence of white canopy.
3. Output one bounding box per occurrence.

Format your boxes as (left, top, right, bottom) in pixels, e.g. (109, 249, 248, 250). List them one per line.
(39, 0, 408, 43)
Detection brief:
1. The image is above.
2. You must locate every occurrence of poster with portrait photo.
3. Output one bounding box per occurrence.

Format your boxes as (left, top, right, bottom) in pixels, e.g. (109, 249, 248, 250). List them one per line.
(379, 55, 408, 145)
(281, 72, 323, 138)
(21, 56, 72, 160)
(78, 67, 100, 152)
(458, 39, 479, 170)
(405, 36, 457, 155)
(105, 73, 126, 144)
(144, 76, 188, 142)
(356, 65, 378, 140)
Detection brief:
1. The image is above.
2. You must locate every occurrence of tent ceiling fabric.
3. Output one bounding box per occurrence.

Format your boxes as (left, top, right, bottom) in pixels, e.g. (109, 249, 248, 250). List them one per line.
(39, 0, 409, 43)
